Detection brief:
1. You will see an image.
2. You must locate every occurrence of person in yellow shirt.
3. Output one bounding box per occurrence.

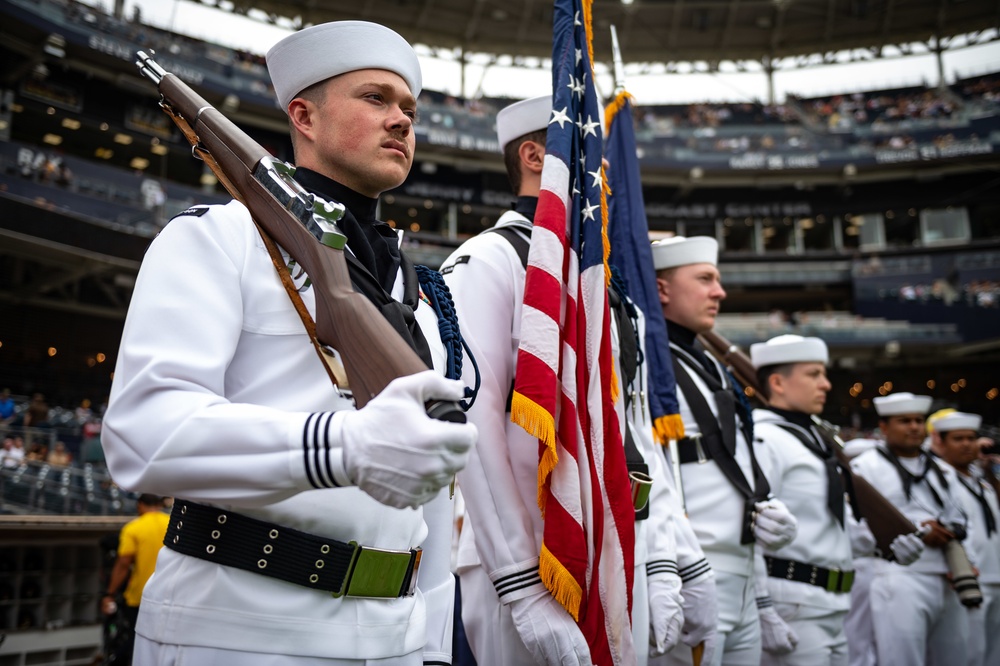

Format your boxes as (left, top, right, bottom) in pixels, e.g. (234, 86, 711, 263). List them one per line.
(102, 494, 170, 665)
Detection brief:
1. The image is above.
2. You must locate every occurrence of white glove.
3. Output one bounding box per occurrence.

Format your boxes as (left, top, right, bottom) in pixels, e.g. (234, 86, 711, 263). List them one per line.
(678, 573, 718, 665)
(759, 603, 799, 655)
(648, 573, 685, 656)
(848, 518, 877, 558)
(339, 370, 476, 509)
(754, 499, 798, 550)
(508, 591, 592, 665)
(889, 532, 925, 565)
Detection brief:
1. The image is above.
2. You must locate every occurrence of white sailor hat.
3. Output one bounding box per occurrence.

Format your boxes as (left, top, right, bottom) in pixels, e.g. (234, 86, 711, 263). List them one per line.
(750, 334, 829, 369)
(496, 95, 551, 150)
(932, 412, 982, 433)
(842, 438, 879, 459)
(266, 21, 422, 113)
(651, 236, 718, 270)
(873, 392, 933, 417)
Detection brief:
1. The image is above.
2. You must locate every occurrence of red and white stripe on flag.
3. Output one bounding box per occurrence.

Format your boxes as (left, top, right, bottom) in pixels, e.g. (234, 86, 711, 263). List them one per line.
(509, 1, 636, 664)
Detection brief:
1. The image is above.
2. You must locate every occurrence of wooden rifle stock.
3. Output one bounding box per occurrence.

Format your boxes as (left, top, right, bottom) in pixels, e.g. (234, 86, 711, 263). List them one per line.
(697, 329, 917, 559)
(137, 53, 461, 420)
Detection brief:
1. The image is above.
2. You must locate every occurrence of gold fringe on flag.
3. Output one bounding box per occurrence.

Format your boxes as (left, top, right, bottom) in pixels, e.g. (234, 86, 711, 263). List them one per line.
(653, 413, 686, 445)
(540, 542, 583, 621)
(511, 391, 558, 511)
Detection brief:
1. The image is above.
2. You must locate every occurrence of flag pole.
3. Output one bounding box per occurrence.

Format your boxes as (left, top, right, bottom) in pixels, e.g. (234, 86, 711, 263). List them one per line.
(610, 24, 626, 96)
(607, 23, 702, 666)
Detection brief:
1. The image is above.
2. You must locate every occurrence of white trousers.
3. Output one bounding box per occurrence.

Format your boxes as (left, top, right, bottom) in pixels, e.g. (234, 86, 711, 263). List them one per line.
(653, 571, 761, 666)
(762, 604, 848, 666)
(843, 557, 875, 666)
(967, 582, 1000, 666)
(634, 564, 651, 666)
(133, 635, 421, 665)
(870, 568, 969, 666)
(458, 564, 537, 666)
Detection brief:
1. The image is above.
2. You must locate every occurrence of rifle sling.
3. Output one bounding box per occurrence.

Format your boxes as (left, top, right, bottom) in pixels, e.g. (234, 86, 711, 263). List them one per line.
(769, 420, 859, 529)
(671, 355, 770, 544)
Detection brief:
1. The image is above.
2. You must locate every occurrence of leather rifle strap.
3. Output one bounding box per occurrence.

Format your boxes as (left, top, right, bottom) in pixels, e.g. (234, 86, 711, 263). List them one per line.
(162, 103, 349, 391)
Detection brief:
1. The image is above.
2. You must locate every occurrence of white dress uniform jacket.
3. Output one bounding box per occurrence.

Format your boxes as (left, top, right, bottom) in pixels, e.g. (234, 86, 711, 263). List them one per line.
(754, 409, 854, 666)
(102, 201, 455, 662)
(658, 340, 762, 666)
(850, 446, 970, 666)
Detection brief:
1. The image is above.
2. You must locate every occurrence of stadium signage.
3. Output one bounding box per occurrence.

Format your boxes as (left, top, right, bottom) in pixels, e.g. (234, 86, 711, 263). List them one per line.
(644, 202, 812, 219)
(875, 140, 994, 164)
(725, 202, 813, 217)
(403, 181, 477, 202)
(418, 128, 500, 154)
(728, 152, 821, 170)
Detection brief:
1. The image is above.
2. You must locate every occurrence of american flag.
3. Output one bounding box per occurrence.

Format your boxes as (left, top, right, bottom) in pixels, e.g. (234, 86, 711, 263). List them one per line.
(509, 1, 636, 664)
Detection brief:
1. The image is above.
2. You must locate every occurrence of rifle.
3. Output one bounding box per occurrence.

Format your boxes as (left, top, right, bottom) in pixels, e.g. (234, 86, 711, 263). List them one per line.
(135, 51, 462, 422)
(697, 329, 916, 560)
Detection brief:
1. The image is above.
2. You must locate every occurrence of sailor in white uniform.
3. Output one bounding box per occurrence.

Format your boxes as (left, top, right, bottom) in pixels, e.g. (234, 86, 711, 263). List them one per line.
(649, 237, 799, 666)
(101, 22, 477, 665)
(441, 95, 686, 665)
(748, 334, 870, 666)
(850, 392, 970, 666)
(930, 411, 1000, 666)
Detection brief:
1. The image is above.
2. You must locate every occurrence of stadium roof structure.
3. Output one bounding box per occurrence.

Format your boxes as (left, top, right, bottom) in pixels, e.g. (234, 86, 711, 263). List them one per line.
(225, 0, 1000, 66)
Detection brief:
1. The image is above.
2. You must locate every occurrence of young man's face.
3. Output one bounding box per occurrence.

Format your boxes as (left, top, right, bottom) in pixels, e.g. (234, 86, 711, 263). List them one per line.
(935, 429, 980, 470)
(657, 263, 727, 334)
(880, 414, 927, 457)
(304, 69, 416, 198)
(770, 362, 831, 415)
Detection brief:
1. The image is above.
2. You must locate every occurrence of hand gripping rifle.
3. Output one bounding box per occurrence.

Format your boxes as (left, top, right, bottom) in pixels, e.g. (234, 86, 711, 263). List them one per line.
(696, 329, 916, 560)
(135, 51, 463, 422)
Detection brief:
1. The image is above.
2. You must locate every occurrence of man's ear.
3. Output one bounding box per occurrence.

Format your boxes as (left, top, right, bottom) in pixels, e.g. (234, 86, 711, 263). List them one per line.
(656, 276, 670, 306)
(287, 98, 316, 143)
(768, 372, 783, 400)
(519, 140, 545, 175)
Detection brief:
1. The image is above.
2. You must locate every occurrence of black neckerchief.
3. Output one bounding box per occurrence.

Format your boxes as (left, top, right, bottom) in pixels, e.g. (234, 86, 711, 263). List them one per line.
(767, 406, 813, 430)
(293, 168, 400, 294)
(513, 196, 538, 221)
(292, 168, 432, 370)
(667, 322, 721, 382)
(958, 472, 997, 536)
(764, 407, 857, 528)
(878, 447, 946, 505)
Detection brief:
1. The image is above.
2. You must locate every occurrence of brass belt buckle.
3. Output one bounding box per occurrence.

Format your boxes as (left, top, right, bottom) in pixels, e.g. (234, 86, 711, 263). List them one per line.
(338, 545, 420, 599)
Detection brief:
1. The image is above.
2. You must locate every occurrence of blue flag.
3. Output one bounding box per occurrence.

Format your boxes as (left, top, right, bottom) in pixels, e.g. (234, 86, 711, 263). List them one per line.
(605, 92, 684, 443)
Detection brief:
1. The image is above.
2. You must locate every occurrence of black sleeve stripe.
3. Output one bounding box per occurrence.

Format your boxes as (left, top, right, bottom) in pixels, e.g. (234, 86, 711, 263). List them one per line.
(318, 412, 337, 488)
(756, 596, 773, 609)
(312, 414, 325, 488)
(496, 578, 544, 598)
(303, 413, 319, 489)
(303, 412, 339, 489)
(646, 559, 679, 577)
(679, 559, 712, 582)
(424, 661, 451, 665)
(494, 566, 542, 597)
(494, 565, 539, 585)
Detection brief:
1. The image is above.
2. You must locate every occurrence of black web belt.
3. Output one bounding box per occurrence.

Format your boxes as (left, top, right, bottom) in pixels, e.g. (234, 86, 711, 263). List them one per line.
(164, 500, 421, 598)
(765, 555, 854, 594)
